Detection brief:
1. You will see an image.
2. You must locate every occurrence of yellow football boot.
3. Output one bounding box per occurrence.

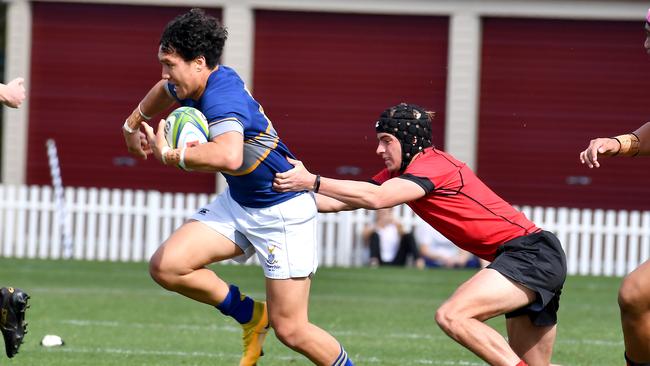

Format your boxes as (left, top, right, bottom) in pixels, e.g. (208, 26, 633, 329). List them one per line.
(239, 301, 269, 366)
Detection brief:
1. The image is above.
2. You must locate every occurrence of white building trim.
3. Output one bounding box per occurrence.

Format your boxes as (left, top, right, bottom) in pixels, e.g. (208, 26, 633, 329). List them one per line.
(222, 2, 254, 87)
(31, 0, 645, 20)
(446, 12, 481, 169)
(3, 0, 31, 185)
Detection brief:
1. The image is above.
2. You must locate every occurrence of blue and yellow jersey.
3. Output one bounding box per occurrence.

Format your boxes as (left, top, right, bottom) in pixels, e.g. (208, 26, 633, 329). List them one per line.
(166, 65, 301, 208)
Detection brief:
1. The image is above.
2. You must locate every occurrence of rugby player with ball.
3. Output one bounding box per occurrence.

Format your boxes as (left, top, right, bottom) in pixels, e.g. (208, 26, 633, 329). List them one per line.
(121, 8, 354, 366)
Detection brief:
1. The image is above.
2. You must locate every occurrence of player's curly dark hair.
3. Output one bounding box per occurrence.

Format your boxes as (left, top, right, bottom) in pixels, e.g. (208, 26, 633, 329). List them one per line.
(159, 8, 227, 69)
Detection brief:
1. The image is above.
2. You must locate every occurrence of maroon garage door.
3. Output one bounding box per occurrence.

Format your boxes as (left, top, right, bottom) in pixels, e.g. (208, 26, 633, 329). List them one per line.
(479, 18, 650, 210)
(28, 3, 220, 193)
(253, 10, 448, 180)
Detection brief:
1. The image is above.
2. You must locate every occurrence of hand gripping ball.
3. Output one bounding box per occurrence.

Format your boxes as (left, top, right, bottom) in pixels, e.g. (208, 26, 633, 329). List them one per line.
(164, 106, 209, 149)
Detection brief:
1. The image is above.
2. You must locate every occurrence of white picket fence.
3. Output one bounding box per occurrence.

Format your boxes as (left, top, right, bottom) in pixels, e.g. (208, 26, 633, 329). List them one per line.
(0, 184, 648, 277)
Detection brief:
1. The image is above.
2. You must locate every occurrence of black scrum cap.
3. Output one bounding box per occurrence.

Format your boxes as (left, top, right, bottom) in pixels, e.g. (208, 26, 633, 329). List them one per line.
(375, 103, 433, 171)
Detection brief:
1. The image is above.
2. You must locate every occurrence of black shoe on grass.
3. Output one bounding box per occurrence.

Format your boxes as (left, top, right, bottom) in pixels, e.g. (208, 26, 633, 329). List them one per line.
(0, 287, 29, 358)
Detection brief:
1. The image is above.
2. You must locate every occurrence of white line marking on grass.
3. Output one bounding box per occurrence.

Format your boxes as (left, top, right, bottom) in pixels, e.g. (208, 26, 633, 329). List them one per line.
(60, 319, 450, 341)
(56, 319, 622, 365)
(332, 329, 449, 341)
(61, 319, 239, 333)
(360, 358, 483, 365)
(413, 361, 484, 365)
(61, 319, 624, 348)
(558, 338, 623, 346)
(57, 347, 237, 359)
(28, 287, 174, 296)
(30, 287, 267, 298)
(55, 347, 307, 363)
(53, 346, 483, 365)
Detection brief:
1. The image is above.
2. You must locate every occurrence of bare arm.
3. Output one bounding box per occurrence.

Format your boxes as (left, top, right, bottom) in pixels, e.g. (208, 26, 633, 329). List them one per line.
(142, 119, 244, 172)
(634, 122, 650, 156)
(315, 193, 355, 213)
(122, 80, 176, 159)
(179, 132, 244, 172)
(579, 122, 650, 168)
(310, 175, 426, 209)
(273, 157, 426, 209)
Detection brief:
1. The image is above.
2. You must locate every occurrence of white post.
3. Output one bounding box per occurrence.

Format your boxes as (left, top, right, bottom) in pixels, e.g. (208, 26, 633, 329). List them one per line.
(616, 211, 629, 277)
(591, 209, 605, 275)
(38, 186, 51, 259)
(145, 191, 161, 260)
(73, 187, 87, 260)
(108, 189, 121, 261)
(85, 188, 99, 260)
(2, 0, 31, 185)
(566, 209, 579, 275)
(641, 212, 650, 264)
(556, 208, 569, 273)
(445, 11, 481, 169)
(120, 189, 134, 262)
(578, 209, 591, 275)
(15, 185, 27, 258)
(221, 2, 254, 88)
(628, 211, 641, 273)
(323, 213, 336, 267)
(336, 211, 353, 267)
(46, 139, 73, 258)
(2, 185, 16, 257)
(97, 189, 110, 261)
(26, 185, 38, 258)
(216, 3, 254, 194)
(132, 190, 146, 261)
(604, 210, 617, 276)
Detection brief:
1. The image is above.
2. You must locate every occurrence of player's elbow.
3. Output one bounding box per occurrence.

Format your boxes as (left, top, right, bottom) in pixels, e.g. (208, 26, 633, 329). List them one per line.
(363, 194, 390, 210)
(219, 151, 243, 171)
(223, 157, 243, 171)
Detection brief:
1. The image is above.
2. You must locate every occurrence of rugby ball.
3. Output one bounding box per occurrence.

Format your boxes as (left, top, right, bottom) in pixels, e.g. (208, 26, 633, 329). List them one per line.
(164, 106, 209, 149)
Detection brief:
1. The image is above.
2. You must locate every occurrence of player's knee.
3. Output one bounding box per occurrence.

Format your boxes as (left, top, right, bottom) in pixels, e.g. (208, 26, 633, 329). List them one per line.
(435, 303, 461, 335)
(272, 320, 306, 349)
(618, 274, 647, 314)
(148, 259, 168, 287)
(148, 255, 179, 289)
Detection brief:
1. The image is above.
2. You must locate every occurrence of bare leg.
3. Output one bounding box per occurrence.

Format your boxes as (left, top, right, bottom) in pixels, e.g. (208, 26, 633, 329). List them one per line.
(148, 220, 270, 366)
(507, 315, 557, 366)
(435, 268, 538, 366)
(266, 277, 345, 366)
(149, 220, 244, 305)
(619, 260, 650, 363)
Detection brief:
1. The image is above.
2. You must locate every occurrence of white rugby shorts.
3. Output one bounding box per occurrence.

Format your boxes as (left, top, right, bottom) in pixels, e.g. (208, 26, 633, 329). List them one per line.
(190, 189, 318, 279)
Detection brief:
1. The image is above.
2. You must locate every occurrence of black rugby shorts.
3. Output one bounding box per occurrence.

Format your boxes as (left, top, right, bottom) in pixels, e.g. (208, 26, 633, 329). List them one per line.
(487, 230, 567, 326)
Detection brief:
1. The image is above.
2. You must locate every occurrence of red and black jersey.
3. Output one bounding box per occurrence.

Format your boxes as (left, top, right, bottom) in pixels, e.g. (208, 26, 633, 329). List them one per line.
(371, 148, 539, 261)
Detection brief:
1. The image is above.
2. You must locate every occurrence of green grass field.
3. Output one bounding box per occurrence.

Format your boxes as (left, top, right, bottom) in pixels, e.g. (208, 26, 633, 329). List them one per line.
(0, 258, 623, 365)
